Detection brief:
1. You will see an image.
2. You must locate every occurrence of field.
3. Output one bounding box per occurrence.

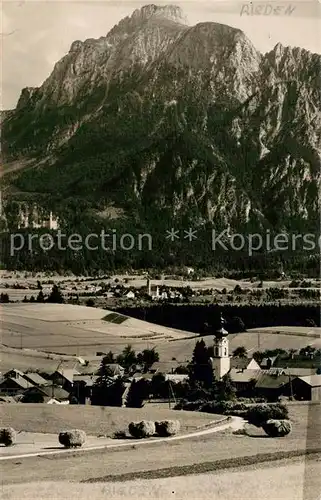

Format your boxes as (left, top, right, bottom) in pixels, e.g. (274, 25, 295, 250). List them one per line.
(1, 403, 320, 495)
(0, 403, 222, 436)
(2, 456, 320, 500)
(1, 303, 320, 371)
(1, 303, 194, 360)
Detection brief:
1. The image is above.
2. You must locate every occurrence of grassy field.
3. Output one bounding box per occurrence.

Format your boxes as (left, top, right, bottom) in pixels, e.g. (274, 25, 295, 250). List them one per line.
(2, 456, 320, 500)
(0, 403, 222, 436)
(1, 403, 320, 491)
(1, 303, 320, 370)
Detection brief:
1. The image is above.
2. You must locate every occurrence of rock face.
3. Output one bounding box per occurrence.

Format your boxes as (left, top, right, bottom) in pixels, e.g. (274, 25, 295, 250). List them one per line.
(2, 4, 320, 234)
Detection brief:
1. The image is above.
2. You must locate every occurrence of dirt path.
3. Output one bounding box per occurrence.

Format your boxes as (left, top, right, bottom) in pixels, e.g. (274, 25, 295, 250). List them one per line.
(0, 416, 242, 460)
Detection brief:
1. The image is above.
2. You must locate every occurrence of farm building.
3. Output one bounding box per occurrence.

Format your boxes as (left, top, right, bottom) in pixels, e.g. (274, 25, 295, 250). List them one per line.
(287, 375, 321, 401)
(254, 373, 289, 401)
(49, 369, 76, 392)
(0, 376, 34, 395)
(22, 385, 70, 403)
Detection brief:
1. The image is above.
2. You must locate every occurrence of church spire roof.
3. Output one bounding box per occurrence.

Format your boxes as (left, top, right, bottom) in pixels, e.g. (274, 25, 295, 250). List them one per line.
(215, 312, 228, 339)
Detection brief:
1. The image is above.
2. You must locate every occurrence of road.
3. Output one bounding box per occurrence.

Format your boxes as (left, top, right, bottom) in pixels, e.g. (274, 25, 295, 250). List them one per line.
(0, 416, 241, 460)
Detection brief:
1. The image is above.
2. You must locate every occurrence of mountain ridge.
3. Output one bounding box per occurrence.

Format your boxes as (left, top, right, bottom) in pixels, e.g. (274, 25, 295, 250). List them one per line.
(1, 4, 320, 246)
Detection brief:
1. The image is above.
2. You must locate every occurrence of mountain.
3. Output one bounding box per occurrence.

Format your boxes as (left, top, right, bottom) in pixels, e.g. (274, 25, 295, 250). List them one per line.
(1, 4, 320, 271)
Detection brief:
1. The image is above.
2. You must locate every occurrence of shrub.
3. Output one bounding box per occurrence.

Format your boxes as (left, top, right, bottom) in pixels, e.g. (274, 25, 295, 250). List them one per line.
(0, 427, 16, 446)
(113, 430, 127, 439)
(247, 404, 289, 428)
(262, 419, 292, 437)
(58, 429, 86, 448)
(155, 420, 181, 437)
(128, 420, 155, 439)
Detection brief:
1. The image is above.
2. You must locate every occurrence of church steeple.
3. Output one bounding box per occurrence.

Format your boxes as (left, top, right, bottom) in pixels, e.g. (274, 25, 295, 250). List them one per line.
(215, 313, 228, 339)
(211, 312, 230, 380)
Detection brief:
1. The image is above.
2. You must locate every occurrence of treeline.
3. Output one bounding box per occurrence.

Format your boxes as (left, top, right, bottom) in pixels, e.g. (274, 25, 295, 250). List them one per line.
(1, 232, 319, 278)
(114, 303, 321, 332)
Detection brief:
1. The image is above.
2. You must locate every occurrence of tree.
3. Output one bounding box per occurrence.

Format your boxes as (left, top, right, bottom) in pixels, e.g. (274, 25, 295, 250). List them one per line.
(288, 349, 297, 360)
(126, 379, 150, 407)
(189, 339, 213, 388)
(86, 298, 95, 307)
(92, 377, 125, 406)
(0, 293, 9, 303)
(232, 346, 248, 358)
(36, 290, 45, 302)
(151, 372, 167, 398)
(47, 284, 64, 303)
(116, 345, 137, 371)
(102, 351, 115, 364)
(212, 373, 236, 401)
(229, 316, 246, 333)
(137, 348, 159, 372)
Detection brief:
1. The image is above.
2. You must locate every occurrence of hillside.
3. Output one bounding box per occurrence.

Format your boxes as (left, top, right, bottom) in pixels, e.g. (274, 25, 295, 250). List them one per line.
(1, 303, 320, 368)
(1, 4, 320, 272)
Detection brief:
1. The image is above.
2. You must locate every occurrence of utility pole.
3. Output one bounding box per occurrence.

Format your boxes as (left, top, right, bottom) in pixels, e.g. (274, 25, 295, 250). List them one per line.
(289, 374, 294, 400)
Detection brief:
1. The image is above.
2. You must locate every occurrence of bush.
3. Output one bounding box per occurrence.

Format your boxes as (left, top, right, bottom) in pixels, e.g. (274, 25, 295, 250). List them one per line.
(155, 420, 181, 437)
(113, 430, 127, 439)
(0, 427, 16, 446)
(247, 404, 289, 428)
(58, 429, 86, 448)
(128, 420, 155, 439)
(262, 419, 292, 437)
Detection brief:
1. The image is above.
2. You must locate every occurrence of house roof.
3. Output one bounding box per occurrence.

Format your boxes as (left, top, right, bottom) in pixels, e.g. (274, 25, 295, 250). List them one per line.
(54, 369, 75, 383)
(230, 358, 258, 370)
(150, 361, 186, 373)
(26, 385, 70, 400)
(23, 373, 49, 386)
(255, 373, 289, 389)
(297, 375, 321, 387)
(132, 373, 153, 381)
(0, 377, 34, 390)
(4, 369, 24, 377)
(283, 368, 316, 377)
(103, 364, 124, 375)
(0, 396, 17, 403)
(165, 374, 189, 383)
(73, 375, 98, 387)
(229, 369, 261, 384)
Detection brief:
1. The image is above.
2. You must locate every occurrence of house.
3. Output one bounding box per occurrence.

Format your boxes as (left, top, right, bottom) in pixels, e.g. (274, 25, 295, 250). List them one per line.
(254, 372, 289, 401)
(0, 377, 34, 396)
(102, 364, 125, 377)
(3, 369, 25, 380)
(50, 369, 76, 392)
(125, 290, 135, 299)
(72, 375, 98, 403)
(22, 385, 70, 403)
(230, 358, 261, 371)
(149, 361, 187, 374)
(260, 356, 278, 369)
(287, 375, 321, 401)
(229, 369, 261, 393)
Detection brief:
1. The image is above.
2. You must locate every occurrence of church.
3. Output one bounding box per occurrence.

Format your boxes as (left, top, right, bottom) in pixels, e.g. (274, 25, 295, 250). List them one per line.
(210, 313, 260, 380)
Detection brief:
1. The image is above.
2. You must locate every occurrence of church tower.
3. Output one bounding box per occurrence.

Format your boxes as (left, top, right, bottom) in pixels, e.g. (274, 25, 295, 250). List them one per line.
(211, 313, 230, 380)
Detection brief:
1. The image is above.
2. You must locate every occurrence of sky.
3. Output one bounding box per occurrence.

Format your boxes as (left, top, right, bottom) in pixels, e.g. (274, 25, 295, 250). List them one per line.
(1, 0, 321, 110)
